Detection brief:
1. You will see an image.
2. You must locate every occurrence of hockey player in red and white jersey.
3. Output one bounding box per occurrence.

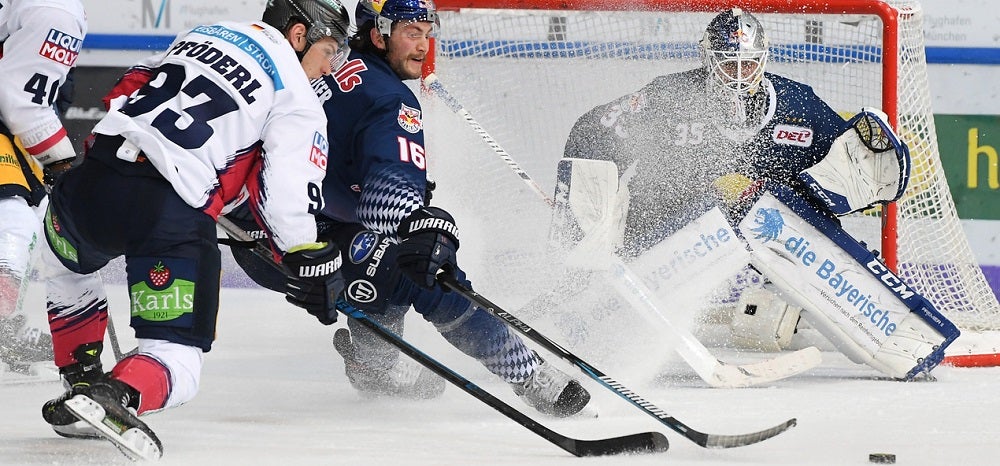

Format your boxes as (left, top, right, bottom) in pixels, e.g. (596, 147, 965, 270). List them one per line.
(37, 0, 351, 460)
(0, 0, 85, 376)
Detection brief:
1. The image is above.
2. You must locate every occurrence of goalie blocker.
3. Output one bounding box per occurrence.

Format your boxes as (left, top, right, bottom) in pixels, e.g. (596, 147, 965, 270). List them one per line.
(738, 182, 960, 379)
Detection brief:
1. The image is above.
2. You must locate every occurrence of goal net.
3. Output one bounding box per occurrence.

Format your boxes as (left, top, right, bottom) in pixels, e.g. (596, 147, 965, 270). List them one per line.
(421, 0, 1000, 365)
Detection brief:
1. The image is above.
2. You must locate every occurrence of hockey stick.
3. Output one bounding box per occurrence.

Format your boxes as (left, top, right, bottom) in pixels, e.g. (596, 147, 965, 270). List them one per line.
(423, 73, 821, 388)
(216, 216, 668, 457)
(422, 74, 552, 207)
(438, 274, 796, 448)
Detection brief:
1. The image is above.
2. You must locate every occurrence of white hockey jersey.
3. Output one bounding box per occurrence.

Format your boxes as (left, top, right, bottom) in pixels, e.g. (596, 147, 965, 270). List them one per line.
(93, 21, 329, 254)
(0, 0, 86, 157)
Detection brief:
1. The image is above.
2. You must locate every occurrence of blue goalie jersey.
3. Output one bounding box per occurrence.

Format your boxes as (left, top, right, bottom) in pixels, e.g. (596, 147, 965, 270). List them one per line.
(563, 68, 847, 255)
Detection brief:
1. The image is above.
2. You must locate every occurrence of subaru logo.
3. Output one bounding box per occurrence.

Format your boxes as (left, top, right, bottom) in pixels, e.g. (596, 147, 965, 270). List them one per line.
(349, 231, 379, 264)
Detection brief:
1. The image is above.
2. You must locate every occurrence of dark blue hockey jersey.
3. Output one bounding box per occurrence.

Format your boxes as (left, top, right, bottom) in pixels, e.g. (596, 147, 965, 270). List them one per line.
(314, 49, 428, 240)
(563, 68, 847, 255)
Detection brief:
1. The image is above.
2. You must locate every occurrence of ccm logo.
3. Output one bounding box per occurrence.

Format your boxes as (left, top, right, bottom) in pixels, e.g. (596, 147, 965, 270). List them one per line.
(772, 125, 813, 147)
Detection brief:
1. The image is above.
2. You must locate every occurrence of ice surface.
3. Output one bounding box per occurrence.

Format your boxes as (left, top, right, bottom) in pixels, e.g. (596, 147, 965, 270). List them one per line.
(3, 284, 1000, 465)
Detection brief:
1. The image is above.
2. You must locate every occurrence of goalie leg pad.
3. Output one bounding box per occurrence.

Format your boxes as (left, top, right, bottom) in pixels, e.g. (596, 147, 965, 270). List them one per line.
(737, 183, 959, 379)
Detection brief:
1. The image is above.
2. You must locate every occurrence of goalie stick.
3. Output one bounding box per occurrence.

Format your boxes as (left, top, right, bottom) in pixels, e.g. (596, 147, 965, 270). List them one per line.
(423, 72, 822, 388)
(216, 216, 669, 457)
(438, 274, 796, 448)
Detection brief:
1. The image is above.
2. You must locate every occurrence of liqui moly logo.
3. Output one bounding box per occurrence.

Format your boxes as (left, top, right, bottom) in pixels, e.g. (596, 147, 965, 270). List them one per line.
(40, 29, 83, 66)
(772, 124, 813, 147)
(310, 132, 328, 170)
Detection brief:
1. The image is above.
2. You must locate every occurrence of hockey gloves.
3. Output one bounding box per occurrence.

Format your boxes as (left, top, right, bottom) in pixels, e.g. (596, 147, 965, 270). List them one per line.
(282, 242, 344, 325)
(396, 207, 460, 289)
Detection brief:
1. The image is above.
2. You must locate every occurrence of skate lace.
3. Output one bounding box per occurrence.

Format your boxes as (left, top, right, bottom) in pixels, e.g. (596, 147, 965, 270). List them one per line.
(386, 357, 424, 388)
(521, 362, 570, 405)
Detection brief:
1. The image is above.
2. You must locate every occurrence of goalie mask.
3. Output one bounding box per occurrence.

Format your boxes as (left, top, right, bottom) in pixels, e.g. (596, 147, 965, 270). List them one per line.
(700, 8, 769, 99)
(263, 0, 352, 68)
(373, 0, 440, 37)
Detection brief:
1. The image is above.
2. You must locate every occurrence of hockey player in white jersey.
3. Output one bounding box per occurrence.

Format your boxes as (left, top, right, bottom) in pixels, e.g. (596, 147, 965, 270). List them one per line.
(0, 0, 85, 376)
(555, 9, 958, 381)
(37, 0, 351, 460)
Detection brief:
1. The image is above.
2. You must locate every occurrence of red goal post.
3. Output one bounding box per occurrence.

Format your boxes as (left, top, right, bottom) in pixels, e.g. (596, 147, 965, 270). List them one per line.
(421, 0, 1000, 366)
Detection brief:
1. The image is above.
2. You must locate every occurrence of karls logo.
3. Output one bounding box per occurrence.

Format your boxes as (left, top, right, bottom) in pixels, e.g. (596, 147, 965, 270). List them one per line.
(772, 124, 813, 147)
(310, 132, 328, 170)
(142, 0, 170, 29)
(39, 29, 82, 66)
(334, 59, 367, 92)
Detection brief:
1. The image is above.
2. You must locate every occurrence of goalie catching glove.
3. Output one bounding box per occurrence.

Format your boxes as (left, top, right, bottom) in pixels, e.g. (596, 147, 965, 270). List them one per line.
(283, 242, 344, 325)
(397, 206, 459, 289)
(799, 107, 910, 215)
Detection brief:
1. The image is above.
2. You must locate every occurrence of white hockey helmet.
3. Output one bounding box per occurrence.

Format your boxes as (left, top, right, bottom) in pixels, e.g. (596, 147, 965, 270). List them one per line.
(699, 8, 769, 98)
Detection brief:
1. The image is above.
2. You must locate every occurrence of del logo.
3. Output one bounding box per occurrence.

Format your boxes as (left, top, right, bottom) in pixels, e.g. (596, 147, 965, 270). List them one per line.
(310, 132, 328, 169)
(773, 124, 813, 147)
(397, 103, 422, 133)
(350, 231, 379, 263)
(40, 29, 83, 66)
(334, 58, 367, 92)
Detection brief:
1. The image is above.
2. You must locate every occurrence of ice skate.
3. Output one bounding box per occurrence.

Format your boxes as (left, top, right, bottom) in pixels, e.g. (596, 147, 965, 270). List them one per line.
(512, 355, 590, 418)
(334, 328, 445, 399)
(42, 342, 105, 439)
(64, 378, 162, 461)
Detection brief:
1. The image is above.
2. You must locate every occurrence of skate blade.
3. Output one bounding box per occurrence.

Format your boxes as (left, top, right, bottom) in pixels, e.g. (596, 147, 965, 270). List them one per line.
(65, 395, 163, 461)
(51, 420, 102, 440)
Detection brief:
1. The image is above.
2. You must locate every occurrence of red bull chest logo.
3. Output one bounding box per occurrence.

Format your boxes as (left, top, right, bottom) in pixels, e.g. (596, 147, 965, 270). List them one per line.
(397, 103, 422, 133)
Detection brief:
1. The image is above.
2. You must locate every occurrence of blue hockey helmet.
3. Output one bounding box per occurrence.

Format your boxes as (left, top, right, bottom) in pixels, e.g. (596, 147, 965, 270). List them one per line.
(699, 8, 769, 97)
(372, 0, 440, 37)
(354, 0, 378, 29)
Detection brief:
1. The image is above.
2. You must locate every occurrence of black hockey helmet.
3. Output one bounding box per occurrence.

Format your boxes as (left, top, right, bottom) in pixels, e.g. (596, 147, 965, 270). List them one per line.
(262, 0, 351, 47)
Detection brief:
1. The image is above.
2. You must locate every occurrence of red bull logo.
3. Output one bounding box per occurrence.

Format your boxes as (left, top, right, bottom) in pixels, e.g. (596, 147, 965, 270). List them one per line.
(40, 29, 82, 66)
(397, 103, 422, 133)
(334, 58, 368, 92)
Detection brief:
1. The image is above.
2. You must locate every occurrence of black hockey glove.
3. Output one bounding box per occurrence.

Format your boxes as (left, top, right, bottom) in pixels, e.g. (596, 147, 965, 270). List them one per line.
(42, 157, 77, 188)
(396, 207, 459, 289)
(282, 242, 344, 325)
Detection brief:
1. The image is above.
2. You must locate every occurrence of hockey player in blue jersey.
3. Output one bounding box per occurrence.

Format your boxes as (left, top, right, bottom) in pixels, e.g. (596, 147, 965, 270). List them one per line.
(228, 0, 591, 417)
(554, 9, 957, 380)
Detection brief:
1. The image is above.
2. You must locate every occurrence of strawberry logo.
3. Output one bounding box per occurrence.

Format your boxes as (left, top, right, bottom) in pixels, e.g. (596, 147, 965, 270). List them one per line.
(149, 261, 171, 288)
(51, 214, 62, 233)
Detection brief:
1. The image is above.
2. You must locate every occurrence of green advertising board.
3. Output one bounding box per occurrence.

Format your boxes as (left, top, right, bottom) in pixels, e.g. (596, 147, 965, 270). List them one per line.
(937, 114, 1000, 220)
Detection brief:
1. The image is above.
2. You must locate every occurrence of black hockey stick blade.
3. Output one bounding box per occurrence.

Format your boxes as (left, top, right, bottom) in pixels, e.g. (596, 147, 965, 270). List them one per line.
(214, 217, 667, 457)
(437, 273, 797, 449)
(335, 299, 669, 457)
